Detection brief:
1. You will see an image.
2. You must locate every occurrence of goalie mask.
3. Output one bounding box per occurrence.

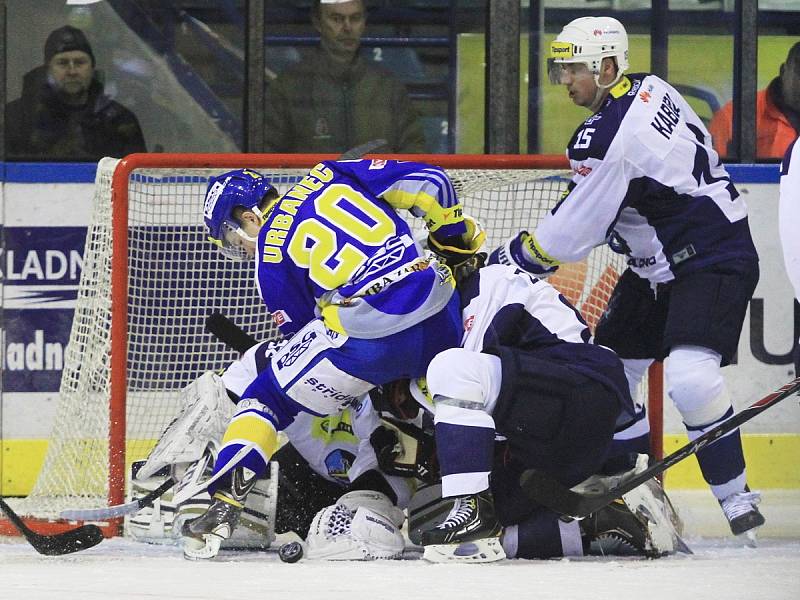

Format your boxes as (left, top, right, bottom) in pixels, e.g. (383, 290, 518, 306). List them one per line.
(203, 168, 277, 260)
(548, 16, 629, 87)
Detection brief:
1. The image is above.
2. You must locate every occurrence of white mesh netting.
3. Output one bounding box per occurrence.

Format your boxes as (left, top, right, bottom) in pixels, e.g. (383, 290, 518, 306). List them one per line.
(18, 157, 637, 519)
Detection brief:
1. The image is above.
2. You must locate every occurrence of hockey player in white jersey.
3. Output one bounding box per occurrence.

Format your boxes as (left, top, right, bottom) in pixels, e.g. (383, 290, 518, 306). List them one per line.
(489, 16, 763, 538)
(416, 257, 685, 562)
(779, 137, 800, 373)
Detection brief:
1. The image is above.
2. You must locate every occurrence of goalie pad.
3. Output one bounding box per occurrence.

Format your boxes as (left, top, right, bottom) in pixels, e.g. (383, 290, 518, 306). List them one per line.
(126, 445, 279, 550)
(406, 483, 451, 546)
(334, 489, 405, 528)
(137, 371, 235, 481)
(304, 504, 405, 561)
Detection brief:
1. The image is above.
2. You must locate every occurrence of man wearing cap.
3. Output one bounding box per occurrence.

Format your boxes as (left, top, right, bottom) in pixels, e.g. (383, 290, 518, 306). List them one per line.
(5, 25, 146, 161)
(263, 0, 426, 153)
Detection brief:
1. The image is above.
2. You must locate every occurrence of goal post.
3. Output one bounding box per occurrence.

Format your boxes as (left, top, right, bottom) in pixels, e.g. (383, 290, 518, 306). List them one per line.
(9, 153, 662, 534)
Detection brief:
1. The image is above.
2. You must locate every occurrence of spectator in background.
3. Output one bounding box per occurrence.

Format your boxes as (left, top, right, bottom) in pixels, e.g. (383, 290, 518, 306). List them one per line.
(779, 137, 800, 374)
(5, 25, 146, 161)
(263, 0, 426, 154)
(709, 42, 800, 160)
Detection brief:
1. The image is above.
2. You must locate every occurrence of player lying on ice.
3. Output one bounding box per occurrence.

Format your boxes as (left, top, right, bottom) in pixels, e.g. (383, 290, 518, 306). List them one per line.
(392, 253, 687, 562)
(136, 251, 686, 561)
(491, 15, 764, 541)
(170, 160, 482, 558)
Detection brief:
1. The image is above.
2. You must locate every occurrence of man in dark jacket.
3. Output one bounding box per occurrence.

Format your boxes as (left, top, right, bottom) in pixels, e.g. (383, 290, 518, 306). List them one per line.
(264, 0, 426, 154)
(5, 25, 146, 161)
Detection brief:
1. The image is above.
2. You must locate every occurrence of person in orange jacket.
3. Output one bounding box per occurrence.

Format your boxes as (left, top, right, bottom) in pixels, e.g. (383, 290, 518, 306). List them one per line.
(709, 41, 799, 160)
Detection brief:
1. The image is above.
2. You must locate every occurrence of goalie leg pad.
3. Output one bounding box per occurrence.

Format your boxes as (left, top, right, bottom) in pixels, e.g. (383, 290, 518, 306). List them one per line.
(335, 490, 405, 528)
(305, 504, 405, 561)
(137, 372, 234, 481)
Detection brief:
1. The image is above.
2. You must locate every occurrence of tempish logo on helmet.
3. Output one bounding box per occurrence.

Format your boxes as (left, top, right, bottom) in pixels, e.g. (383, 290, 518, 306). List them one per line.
(550, 42, 574, 58)
(203, 177, 230, 220)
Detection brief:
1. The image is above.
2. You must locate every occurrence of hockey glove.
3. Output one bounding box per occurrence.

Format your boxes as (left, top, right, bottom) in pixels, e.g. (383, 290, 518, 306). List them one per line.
(428, 215, 487, 269)
(369, 418, 439, 484)
(488, 231, 559, 277)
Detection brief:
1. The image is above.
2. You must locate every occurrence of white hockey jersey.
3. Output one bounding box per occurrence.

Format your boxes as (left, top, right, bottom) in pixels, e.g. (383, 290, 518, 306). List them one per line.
(457, 263, 632, 410)
(533, 73, 758, 284)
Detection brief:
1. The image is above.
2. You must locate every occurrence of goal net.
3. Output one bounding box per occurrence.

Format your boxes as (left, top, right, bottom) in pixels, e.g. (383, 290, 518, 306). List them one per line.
(15, 153, 657, 525)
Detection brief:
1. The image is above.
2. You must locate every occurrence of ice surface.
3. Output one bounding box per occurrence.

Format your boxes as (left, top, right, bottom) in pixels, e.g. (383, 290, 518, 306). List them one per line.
(1, 490, 798, 600)
(1, 536, 798, 600)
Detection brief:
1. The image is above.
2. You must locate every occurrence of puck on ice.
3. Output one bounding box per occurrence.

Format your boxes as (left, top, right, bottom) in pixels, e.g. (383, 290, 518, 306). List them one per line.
(278, 541, 303, 563)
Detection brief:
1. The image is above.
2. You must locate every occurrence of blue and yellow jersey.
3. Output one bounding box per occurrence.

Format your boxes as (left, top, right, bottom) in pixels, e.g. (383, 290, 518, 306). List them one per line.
(256, 159, 466, 337)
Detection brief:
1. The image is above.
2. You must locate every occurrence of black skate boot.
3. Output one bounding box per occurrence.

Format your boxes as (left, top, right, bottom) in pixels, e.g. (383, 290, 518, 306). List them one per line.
(581, 498, 654, 558)
(719, 486, 765, 542)
(181, 466, 256, 560)
(420, 489, 505, 563)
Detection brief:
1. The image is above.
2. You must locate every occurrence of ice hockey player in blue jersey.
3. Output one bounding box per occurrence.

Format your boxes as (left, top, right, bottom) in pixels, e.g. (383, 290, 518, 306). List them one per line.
(489, 16, 764, 539)
(185, 160, 483, 557)
(415, 257, 685, 562)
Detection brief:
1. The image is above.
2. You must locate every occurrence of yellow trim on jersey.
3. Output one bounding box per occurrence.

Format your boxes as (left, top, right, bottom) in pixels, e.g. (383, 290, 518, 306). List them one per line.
(321, 303, 347, 335)
(523, 232, 561, 266)
(311, 412, 357, 443)
(222, 414, 279, 458)
(381, 189, 464, 234)
(610, 76, 632, 98)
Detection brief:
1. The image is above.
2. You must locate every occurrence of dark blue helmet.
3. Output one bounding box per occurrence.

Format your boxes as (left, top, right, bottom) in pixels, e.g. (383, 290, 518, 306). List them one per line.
(203, 168, 276, 259)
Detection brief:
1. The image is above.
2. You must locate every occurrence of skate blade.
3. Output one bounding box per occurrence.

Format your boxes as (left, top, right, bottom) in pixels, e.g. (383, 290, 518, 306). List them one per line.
(422, 537, 506, 563)
(740, 528, 759, 548)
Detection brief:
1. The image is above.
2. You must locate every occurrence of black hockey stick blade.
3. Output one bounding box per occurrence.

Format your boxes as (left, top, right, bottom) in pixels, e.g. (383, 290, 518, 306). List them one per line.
(206, 312, 258, 354)
(60, 478, 176, 521)
(521, 376, 800, 519)
(0, 497, 104, 555)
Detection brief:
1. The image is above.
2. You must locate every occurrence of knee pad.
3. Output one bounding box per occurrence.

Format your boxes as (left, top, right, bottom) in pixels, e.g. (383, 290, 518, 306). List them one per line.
(426, 348, 502, 412)
(665, 346, 730, 427)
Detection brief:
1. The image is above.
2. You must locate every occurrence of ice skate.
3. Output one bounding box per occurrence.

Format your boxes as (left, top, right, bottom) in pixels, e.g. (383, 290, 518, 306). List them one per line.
(181, 493, 243, 559)
(420, 489, 505, 563)
(719, 487, 765, 545)
(582, 498, 653, 557)
(181, 466, 256, 559)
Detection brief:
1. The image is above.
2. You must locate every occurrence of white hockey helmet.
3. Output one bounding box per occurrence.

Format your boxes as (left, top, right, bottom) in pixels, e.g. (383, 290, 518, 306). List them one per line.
(548, 16, 629, 84)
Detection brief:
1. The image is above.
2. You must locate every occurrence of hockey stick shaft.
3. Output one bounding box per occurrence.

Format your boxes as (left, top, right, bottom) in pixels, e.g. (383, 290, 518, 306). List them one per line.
(61, 315, 255, 521)
(1, 497, 105, 555)
(521, 376, 800, 519)
(206, 312, 258, 354)
(60, 477, 176, 521)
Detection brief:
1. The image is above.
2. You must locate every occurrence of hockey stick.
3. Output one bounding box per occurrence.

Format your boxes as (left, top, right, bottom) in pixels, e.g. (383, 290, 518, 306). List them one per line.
(59, 477, 176, 521)
(0, 497, 104, 555)
(521, 376, 800, 519)
(337, 138, 388, 160)
(58, 314, 256, 521)
(206, 312, 259, 354)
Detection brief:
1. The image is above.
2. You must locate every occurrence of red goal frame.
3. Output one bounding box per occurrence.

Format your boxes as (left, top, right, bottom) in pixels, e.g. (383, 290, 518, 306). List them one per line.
(1, 153, 662, 538)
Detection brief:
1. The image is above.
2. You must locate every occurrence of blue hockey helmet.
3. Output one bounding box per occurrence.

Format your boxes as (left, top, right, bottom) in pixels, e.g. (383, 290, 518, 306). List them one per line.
(203, 168, 277, 260)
